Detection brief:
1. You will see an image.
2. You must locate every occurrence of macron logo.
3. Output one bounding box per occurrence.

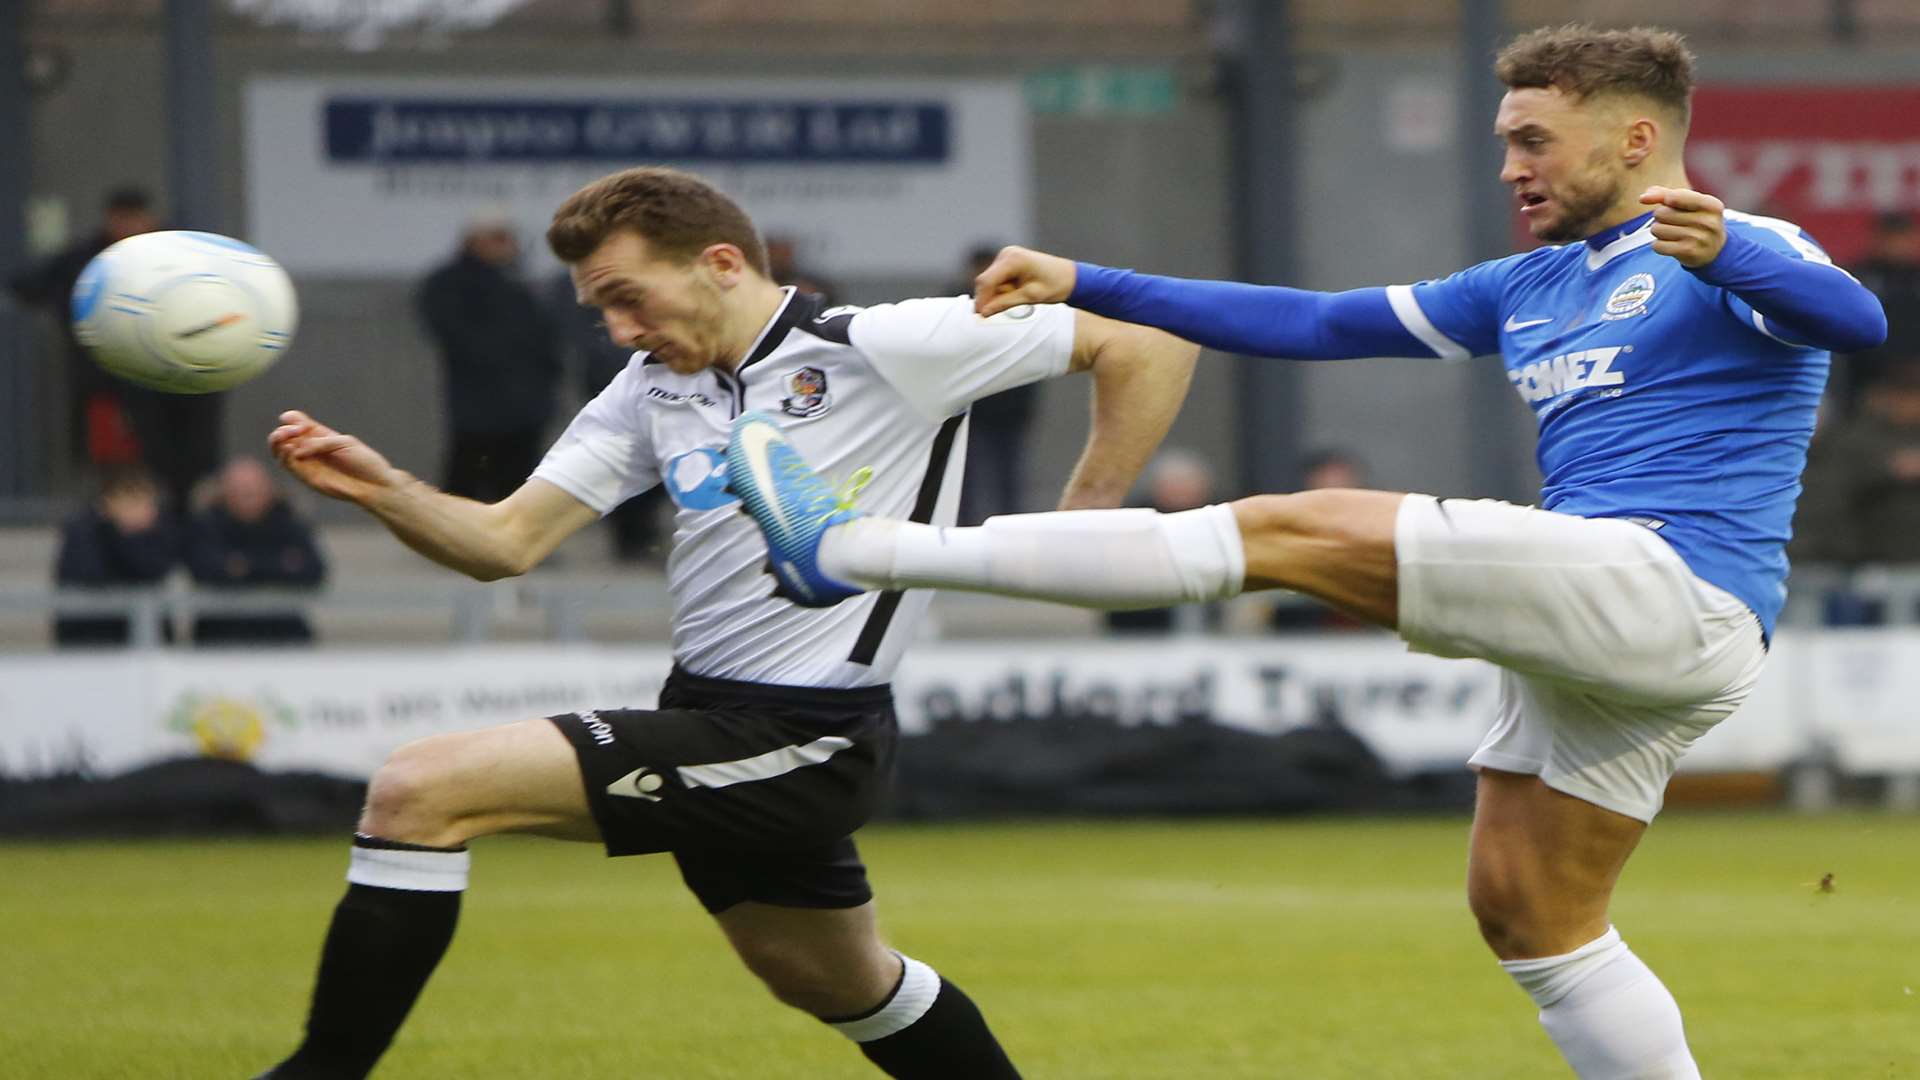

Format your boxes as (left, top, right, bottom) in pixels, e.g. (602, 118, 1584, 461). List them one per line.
(1510, 346, 1626, 405)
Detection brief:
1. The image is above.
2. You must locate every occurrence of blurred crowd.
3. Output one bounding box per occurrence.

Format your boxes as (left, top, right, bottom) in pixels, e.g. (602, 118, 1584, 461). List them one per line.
(13, 189, 1920, 642)
(1787, 212, 1920, 623)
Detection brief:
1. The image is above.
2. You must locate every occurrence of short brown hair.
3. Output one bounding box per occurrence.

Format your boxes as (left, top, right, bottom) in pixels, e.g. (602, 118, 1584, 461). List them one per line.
(1496, 25, 1695, 125)
(546, 166, 769, 275)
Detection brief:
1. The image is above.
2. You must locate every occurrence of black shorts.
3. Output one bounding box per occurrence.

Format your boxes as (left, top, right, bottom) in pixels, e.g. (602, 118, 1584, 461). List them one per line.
(549, 665, 896, 914)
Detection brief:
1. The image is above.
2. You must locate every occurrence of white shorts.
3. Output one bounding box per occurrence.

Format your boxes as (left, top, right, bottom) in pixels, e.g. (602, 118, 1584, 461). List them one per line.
(1395, 495, 1768, 822)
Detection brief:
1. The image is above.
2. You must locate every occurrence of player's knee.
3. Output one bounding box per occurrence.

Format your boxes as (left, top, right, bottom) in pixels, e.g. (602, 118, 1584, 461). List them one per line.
(359, 736, 468, 845)
(1467, 871, 1561, 957)
(1230, 490, 1363, 543)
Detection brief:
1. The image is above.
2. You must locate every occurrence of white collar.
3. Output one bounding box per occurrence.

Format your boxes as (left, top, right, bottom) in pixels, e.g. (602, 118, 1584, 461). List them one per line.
(1585, 219, 1656, 272)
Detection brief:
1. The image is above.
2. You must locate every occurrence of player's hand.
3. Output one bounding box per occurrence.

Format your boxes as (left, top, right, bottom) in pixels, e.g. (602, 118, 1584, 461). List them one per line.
(1640, 186, 1727, 269)
(268, 410, 404, 505)
(973, 245, 1077, 317)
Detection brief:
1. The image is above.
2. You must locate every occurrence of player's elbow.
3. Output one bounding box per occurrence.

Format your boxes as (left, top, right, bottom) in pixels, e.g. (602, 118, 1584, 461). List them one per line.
(1839, 297, 1889, 354)
(467, 557, 525, 583)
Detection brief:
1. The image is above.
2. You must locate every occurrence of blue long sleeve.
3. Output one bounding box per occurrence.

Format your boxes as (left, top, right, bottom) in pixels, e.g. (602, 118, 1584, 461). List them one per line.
(1070, 263, 1434, 360)
(1692, 231, 1887, 353)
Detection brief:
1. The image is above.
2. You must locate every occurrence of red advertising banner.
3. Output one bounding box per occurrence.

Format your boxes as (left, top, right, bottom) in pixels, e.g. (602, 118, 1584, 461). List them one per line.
(1688, 85, 1920, 263)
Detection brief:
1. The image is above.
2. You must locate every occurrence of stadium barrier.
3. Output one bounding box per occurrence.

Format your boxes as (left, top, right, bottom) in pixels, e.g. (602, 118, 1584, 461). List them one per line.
(1, 630, 1915, 829)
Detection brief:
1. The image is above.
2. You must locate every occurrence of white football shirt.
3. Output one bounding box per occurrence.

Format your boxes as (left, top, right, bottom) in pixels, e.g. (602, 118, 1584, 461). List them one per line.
(533, 287, 1075, 687)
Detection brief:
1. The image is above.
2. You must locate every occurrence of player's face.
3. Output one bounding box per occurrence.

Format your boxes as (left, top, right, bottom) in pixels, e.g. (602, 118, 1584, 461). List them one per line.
(1495, 88, 1632, 243)
(572, 230, 732, 375)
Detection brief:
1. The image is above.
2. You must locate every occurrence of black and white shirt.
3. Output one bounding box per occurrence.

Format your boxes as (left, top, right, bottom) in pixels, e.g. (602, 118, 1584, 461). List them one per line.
(533, 287, 1075, 688)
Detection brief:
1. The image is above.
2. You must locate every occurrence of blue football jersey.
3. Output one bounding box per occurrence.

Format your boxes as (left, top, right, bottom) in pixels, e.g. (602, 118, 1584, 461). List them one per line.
(1389, 210, 1837, 638)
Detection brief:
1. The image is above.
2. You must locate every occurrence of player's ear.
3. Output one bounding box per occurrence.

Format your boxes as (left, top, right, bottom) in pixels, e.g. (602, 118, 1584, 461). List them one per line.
(1621, 116, 1658, 167)
(699, 243, 749, 288)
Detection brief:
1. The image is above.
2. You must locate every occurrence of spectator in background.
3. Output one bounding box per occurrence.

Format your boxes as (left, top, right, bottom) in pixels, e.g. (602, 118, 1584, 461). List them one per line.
(1271, 448, 1372, 633)
(8, 187, 158, 473)
(419, 213, 561, 503)
(1842, 213, 1920, 411)
(955, 244, 1041, 525)
(1105, 448, 1221, 635)
(6, 186, 227, 508)
(765, 234, 840, 305)
(1790, 361, 1920, 627)
(546, 271, 667, 562)
(52, 464, 178, 646)
(184, 456, 327, 646)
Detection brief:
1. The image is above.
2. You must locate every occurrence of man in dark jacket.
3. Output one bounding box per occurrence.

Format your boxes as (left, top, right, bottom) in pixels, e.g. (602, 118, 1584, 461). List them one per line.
(417, 216, 561, 503)
(1793, 362, 1920, 566)
(185, 457, 327, 645)
(53, 464, 179, 646)
(8, 187, 224, 506)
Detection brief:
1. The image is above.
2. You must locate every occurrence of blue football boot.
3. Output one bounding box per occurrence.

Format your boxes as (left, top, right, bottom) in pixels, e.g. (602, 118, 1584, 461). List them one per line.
(726, 411, 872, 607)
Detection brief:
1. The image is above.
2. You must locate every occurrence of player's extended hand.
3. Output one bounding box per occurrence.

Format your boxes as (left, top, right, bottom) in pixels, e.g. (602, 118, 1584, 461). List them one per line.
(973, 245, 1077, 317)
(1640, 186, 1727, 269)
(268, 410, 404, 505)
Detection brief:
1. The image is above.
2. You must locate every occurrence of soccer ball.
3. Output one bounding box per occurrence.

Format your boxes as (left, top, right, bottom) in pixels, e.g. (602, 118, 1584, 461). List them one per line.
(71, 230, 298, 394)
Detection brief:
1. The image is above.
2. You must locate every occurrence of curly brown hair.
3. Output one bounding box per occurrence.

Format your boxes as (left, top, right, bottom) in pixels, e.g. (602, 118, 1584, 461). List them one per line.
(546, 166, 769, 274)
(1495, 25, 1695, 125)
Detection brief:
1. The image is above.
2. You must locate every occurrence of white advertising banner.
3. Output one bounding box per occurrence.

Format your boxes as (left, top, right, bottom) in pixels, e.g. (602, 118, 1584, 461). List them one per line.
(243, 76, 1033, 278)
(0, 635, 1868, 784)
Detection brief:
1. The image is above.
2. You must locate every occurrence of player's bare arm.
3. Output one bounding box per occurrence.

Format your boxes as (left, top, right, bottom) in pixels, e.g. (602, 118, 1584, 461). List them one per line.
(270, 409, 599, 580)
(974, 245, 1077, 317)
(1639, 186, 1726, 268)
(1055, 312, 1200, 510)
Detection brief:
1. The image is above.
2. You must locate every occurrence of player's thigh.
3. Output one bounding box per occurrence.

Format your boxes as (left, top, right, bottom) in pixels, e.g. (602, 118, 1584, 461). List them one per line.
(1466, 768, 1647, 957)
(366, 717, 596, 843)
(1396, 495, 1758, 703)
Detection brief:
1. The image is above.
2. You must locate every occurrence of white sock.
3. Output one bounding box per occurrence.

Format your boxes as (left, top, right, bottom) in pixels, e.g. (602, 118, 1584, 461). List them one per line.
(346, 838, 471, 892)
(820, 505, 1246, 609)
(828, 953, 940, 1043)
(1501, 928, 1701, 1080)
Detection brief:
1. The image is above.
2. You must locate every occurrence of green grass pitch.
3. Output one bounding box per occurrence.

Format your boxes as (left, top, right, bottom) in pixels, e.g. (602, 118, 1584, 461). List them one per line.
(3, 814, 1916, 1078)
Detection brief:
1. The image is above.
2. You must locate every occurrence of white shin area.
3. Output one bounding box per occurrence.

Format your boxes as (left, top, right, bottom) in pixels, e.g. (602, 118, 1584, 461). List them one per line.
(1501, 928, 1700, 1080)
(820, 504, 1247, 609)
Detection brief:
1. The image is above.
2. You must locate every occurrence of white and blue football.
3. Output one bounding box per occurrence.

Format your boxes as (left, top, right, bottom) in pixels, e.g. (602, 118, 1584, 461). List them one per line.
(71, 230, 297, 394)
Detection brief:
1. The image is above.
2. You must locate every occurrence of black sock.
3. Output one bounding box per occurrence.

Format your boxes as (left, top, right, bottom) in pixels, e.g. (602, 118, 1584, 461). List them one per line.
(267, 836, 466, 1079)
(833, 957, 1022, 1080)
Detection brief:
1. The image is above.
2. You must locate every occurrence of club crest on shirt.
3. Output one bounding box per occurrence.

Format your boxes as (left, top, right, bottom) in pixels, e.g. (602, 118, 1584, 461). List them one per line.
(1603, 273, 1656, 320)
(780, 366, 833, 418)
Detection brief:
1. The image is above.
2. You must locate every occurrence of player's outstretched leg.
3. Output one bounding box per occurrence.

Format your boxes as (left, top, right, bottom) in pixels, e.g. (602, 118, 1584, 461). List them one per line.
(728, 412, 1404, 622)
(1471, 771, 1701, 1079)
(257, 720, 596, 1079)
(717, 901, 1022, 1079)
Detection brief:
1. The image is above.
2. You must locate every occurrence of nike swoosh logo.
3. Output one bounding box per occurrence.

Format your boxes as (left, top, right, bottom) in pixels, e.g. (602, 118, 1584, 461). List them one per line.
(738, 422, 797, 537)
(1504, 315, 1552, 332)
